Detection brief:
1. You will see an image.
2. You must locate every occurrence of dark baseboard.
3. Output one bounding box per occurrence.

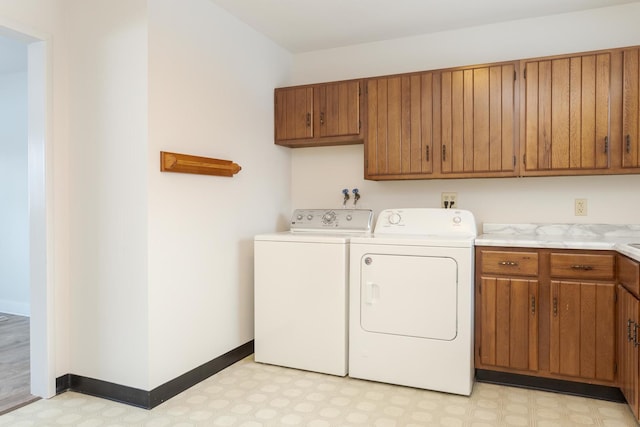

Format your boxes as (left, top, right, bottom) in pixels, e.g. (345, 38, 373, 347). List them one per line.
(56, 340, 254, 409)
(149, 340, 254, 408)
(476, 369, 625, 403)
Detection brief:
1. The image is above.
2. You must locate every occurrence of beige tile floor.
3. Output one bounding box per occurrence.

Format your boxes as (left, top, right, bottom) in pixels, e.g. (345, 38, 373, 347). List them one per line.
(0, 356, 637, 426)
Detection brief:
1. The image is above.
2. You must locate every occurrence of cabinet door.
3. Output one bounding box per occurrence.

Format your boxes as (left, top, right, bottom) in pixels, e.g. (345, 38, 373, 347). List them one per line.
(618, 284, 639, 419)
(622, 48, 640, 168)
(365, 73, 433, 178)
(438, 63, 517, 176)
(317, 81, 360, 138)
(523, 53, 610, 173)
(274, 86, 313, 141)
(550, 281, 615, 381)
(478, 277, 538, 371)
(618, 253, 640, 298)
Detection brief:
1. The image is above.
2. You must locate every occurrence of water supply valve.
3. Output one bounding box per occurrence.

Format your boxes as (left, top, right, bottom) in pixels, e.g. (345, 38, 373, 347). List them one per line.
(342, 188, 350, 207)
(352, 188, 361, 206)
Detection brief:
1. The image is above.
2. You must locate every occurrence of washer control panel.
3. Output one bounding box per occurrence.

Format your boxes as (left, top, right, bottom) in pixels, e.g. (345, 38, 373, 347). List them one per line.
(291, 209, 373, 232)
(375, 208, 477, 236)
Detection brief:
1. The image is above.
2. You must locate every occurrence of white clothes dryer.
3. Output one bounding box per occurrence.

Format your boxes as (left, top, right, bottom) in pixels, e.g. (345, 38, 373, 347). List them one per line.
(254, 209, 373, 376)
(349, 208, 477, 395)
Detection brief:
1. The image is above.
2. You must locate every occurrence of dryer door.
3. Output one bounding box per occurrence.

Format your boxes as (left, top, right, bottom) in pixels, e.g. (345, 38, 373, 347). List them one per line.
(360, 254, 458, 340)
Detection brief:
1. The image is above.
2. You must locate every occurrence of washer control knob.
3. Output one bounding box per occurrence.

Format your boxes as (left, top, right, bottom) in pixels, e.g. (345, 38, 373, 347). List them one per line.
(306, 214, 313, 220)
(364, 257, 373, 265)
(346, 215, 352, 221)
(388, 212, 402, 225)
(453, 216, 462, 224)
(322, 211, 336, 224)
(296, 214, 303, 221)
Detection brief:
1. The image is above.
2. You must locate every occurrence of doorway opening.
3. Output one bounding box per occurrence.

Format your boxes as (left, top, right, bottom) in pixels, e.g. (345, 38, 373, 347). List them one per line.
(0, 24, 55, 413)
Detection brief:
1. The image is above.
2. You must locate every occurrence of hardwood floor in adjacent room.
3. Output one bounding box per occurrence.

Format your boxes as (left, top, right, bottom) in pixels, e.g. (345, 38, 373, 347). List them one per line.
(0, 313, 37, 415)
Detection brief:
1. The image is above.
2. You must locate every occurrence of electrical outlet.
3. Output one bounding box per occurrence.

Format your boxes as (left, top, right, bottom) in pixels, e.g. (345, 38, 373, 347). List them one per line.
(441, 192, 457, 208)
(575, 198, 587, 216)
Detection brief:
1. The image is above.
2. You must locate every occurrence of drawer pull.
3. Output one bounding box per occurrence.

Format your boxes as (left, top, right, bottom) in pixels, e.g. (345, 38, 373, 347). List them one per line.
(570, 264, 594, 271)
(498, 261, 519, 267)
(531, 296, 536, 314)
(553, 297, 558, 317)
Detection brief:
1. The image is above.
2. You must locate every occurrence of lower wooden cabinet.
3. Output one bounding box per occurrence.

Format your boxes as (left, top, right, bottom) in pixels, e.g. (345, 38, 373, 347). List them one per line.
(478, 277, 538, 371)
(618, 283, 639, 419)
(549, 280, 616, 381)
(476, 247, 617, 387)
(617, 253, 640, 421)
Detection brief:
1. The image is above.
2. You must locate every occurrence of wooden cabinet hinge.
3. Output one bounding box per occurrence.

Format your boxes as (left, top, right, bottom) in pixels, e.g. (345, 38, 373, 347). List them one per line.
(614, 291, 618, 303)
(513, 155, 516, 167)
(524, 68, 527, 79)
(514, 70, 516, 81)
(614, 362, 618, 374)
(523, 154, 526, 167)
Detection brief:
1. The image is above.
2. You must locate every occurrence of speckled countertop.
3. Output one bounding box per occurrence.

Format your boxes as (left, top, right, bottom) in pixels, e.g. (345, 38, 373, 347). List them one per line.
(475, 223, 640, 262)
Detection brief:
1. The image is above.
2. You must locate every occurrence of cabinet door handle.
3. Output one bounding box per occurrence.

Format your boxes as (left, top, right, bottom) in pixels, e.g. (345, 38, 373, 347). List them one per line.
(425, 146, 429, 162)
(570, 265, 593, 271)
(306, 112, 311, 127)
(627, 134, 632, 154)
(628, 319, 634, 341)
(553, 297, 558, 317)
(604, 136, 609, 153)
(320, 112, 325, 125)
(498, 261, 519, 266)
(531, 296, 536, 314)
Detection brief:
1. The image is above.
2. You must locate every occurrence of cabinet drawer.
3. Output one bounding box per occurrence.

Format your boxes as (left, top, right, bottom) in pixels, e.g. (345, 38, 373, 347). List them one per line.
(550, 253, 615, 280)
(481, 251, 538, 276)
(618, 254, 640, 298)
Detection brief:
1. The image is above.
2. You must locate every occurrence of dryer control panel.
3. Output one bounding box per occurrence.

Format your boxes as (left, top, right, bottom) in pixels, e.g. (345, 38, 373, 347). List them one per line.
(290, 209, 373, 232)
(375, 208, 476, 237)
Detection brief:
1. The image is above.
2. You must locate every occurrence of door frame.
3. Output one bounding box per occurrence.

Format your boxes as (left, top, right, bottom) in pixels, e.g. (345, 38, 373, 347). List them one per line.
(0, 21, 56, 398)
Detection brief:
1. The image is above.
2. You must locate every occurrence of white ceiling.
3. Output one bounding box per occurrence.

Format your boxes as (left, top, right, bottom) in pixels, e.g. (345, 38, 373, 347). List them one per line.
(209, 0, 640, 53)
(1, 1, 637, 72)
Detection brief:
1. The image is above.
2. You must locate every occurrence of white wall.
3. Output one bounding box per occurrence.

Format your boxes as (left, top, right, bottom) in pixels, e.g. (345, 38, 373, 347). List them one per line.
(289, 3, 640, 227)
(147, 0, 291, 388)
(0, 70, 29, 315)
(64, 0, 150, 389)
(2, 0, 292, 393)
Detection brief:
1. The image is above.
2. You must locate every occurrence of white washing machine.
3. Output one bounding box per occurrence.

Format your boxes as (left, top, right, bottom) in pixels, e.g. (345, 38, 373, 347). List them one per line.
(349, 208, 477, 395)
(254, 208, 373, 376)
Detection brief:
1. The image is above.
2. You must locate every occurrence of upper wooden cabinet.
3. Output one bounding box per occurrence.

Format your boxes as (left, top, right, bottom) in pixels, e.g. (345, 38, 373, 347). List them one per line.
(622, 47, 640, 169)
(365, 63, 518, 180)
(274, 86, 313, 142)
(522, 52, 611, 175)
(274, 80, 363, 148)
(274, 44, 640, 180)
(436, 63, 518, 178)
(365, 73, 434, 179)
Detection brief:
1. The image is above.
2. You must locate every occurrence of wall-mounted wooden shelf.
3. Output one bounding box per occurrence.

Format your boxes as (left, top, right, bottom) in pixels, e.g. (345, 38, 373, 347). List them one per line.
(160, 151, 241, 177)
